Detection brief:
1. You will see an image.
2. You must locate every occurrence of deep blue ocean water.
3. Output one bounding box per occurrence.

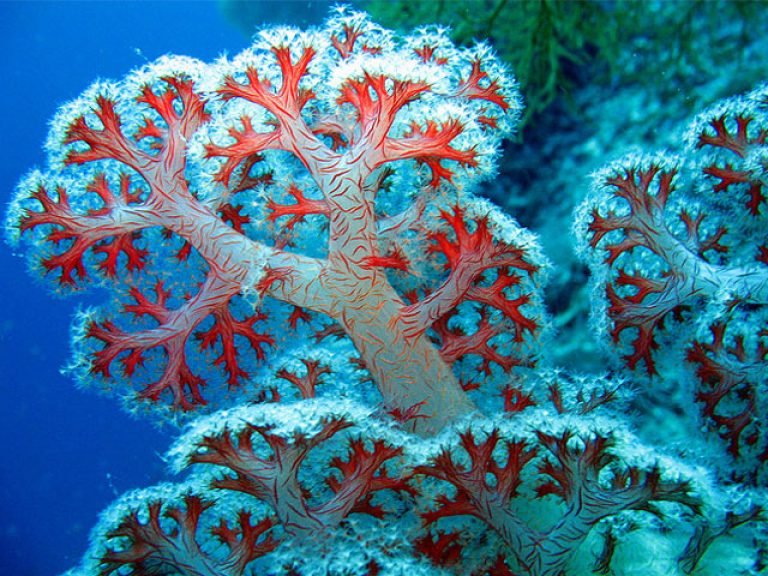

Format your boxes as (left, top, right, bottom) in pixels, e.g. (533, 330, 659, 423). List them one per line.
(0, 2, 318, 574)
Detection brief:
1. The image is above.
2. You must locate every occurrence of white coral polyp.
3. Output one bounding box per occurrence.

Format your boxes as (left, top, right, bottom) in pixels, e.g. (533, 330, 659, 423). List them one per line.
(167, 398, 377, 472)
(331, 51, 449, 95)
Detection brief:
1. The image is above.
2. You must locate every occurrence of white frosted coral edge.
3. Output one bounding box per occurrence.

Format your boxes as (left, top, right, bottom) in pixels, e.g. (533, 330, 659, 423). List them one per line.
(165, 398, 378, 472)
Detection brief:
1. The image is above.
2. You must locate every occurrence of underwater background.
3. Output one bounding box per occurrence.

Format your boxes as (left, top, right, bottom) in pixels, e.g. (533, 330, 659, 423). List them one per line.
(1, 1, 767, 575)
(0, 3, 249, 574)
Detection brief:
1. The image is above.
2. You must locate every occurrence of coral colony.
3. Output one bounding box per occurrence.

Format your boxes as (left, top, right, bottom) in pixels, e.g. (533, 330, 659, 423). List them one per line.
(5, 7, 768, 576)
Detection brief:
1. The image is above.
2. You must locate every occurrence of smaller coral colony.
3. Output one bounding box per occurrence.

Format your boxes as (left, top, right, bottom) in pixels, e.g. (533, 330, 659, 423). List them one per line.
(6, 7, 767, 576)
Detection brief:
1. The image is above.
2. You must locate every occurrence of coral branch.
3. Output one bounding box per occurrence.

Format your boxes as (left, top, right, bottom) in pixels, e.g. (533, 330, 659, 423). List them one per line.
(266, 184, 330, 230)
(19, 175, 158, 284)
(400, 206, 537, 339)
(88, 274, 268, 409)
(100, 495, 276, 576)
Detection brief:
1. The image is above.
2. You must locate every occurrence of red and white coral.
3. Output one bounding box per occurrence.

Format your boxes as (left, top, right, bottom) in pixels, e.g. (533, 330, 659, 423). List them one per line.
(8, 6, 541, 434)
(577, 86, 768, 476)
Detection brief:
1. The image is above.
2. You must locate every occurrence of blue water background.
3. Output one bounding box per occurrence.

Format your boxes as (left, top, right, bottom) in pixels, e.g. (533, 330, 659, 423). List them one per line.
(0, 2, 326, 574)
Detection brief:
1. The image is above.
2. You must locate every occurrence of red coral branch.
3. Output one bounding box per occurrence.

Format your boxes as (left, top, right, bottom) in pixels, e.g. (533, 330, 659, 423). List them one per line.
(455, 60, 511, 110)
(275, 358, 330, 398)
(64, 96, 153, 170)
(266, 184, 330, 230)
(338, 73, 429, 148)
(588, 167, 674, 262)
(219, 47, 316, 115)
(381, 119, 478, 186)
(88, 275, 262, 409)
(331, 23, 364, 59)
(19, 175, 157, 284)
(416, 429, 536, 526)
(191, 418, 350, 533)
(436, 308, 529, 374)
(100, 495, 213, 575)
(320, 438, 415, 521)
(66, 77, 209, 180)
(361, 245, 410, 271)
(688, 323, 766, 467)
(209, 47, 319, 185)
(195, 306, 274, 387)
(414, 531, 463, 566)
(696, 114, 767, 215)
(188, 414, 411, 536)
(587, 166, 713, 374)
(100, 495, 276, 576)
(400, 206, 537, 341)
(535, 431, 698, 518)
(697, 115, 766, 156)
(205, 116, 283, 186)
(136, 77, 211, 160)
(211, 512, 280, 574)
(502, 385, 536, 413)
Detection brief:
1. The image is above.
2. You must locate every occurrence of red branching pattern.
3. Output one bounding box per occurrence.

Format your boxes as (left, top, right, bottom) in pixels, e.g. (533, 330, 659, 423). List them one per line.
(455, 61, 511, 111)
(361, 246, 410, 271)
(414, 531, 463, 566)
(288, 305, 312, 328)
(195, 307, 274, 387)
(394, 119, 477, 186)
(502, 385, 536, 413)
(588, 166, 675, 265)
(416, 427, 698, 576)
(314, 322, 346, 343)
(535, 433, 611, 501)
(588, 143, 767, 392)
(188, 416, 409, 536)
(16, 9, 527, 433)
(99, 495, 276, 576)
(575, 386, 617, 415)
(395, 206, 538, 374)
(66, 77, 208, 172)
(189, 418, 351, 525)
(387, 401, 428, 423)
(275, 358, 330, 398)
(89, 317, 206, 411)
(219, 203, 252, 233)
(266, 184, 330, 230)
(416, 429, 536, 526)
(338, 74, 429, 140)
(210, 513, 280, 575)
(466, 271, 537, 340)
(136, 76, 211, 144)
(255, 266, 293, 296)
(331, 23, 364, 58)
(587, 167, 695, 374)
(324, 439, 416, 518)
(220, 47, 316, 113)
(605, 272, 677, 375)
(89, 278, 271, 409)
(100, 495, 211, 575)
(697, 115, 767, 156)
(688, 323, 767, 468)
(64, 97, 151, 169)
(535, 432, 698, 515)
(435, 308, 528, 374)
(429, 207, 536, 276)
(414, 44, 448, 65)
(20, 175, 150, 284)
(206, 116, 282, 186)
(207, 47, 317, 186)
(697, 114, 767, 215)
